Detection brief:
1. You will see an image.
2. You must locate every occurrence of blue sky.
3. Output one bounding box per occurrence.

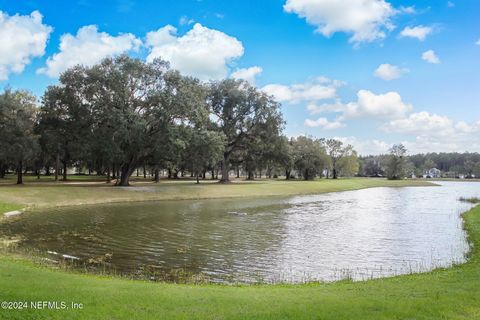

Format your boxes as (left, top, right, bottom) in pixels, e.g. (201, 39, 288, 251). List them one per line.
(0, 0, 479, 154)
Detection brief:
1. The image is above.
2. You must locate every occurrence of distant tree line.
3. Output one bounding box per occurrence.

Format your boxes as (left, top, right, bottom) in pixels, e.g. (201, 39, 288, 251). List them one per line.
(360, 145, 480, 179)
(0, 55, 359, 185)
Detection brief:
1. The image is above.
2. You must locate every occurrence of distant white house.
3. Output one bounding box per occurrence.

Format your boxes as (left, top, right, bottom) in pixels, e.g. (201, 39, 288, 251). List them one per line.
(423, 168, 441, 178)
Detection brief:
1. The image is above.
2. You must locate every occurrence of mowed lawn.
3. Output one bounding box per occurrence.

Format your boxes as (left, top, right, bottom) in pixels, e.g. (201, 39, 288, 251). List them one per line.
(2, 178, 479, 319)
(0, 176, 432, 210)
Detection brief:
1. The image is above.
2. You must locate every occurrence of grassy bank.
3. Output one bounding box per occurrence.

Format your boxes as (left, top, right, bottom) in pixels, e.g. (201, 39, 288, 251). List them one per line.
(0, 204, 478, 319)
(0, 177, 432, 212)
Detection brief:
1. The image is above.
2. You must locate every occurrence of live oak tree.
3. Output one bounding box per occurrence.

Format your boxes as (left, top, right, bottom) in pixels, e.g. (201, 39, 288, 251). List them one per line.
(292, 136, 327, 180)
(209, 79, 283, 183)
(38, 72, 92, 181)
(0, 89, 38, 184)
(184, 128, 225, 183)
(84, 56, 207, 186)
(275, 136, 294, 180)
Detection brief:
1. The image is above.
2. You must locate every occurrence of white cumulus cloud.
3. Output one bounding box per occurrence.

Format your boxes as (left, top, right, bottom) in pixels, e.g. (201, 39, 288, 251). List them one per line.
(334, 136, 391, 155)
(422, 50, 440, 64)
(262, 76, 343, 104)
(381, 112, 454, 135)
(38, 25, 141, 78)
(0, 10, 52, 80)
(231, 66, 263, 85)
(146, 23, 244, 80)
(309, 90, 413, 120)
(304, 117, 345, 129)
(400, 25, 433, 41)
(476, 38, 480, 46)
(283, 0, 397, 44)
(374, 63, 409, 81)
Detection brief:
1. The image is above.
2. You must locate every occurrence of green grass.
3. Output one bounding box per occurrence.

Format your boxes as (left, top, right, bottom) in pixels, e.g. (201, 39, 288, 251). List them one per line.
(0, 177, 433, 211)
(0, 203, 23, 215)
(5, 177, 476, 319)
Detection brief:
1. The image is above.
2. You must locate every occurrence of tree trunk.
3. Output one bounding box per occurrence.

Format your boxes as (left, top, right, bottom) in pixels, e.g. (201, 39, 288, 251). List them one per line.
(62, 161, 67, 181)
(196, 173, 200, 184)
(154, 168, 160, 183)
(285, 169, 291, 180)
(236, 166, 240, 178)
(333, 167, 338, 179)
(143, 165, 147, 179)
(55, 153, 59, 181)
(168, 168, 172, 179)
(106, 166, 111, 183)
(17, 160, 23, 185)
(112, 163, 116, 179)
(117, 161, 136, 186)
(211, 169, 215, 180)
(0, 163, 5, 179)
(219, 153, 230, 183)
(247, 170, 254, 180)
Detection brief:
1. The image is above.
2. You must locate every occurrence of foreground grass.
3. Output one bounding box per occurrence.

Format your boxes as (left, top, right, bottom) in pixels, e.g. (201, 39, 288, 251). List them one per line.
(0, 203, 22, 215)
(0, 177, 432, 212)
(0, 204, 478, 319)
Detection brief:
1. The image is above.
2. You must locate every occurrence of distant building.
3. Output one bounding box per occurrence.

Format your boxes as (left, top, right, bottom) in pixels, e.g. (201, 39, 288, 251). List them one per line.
(423, 168, 441, 178)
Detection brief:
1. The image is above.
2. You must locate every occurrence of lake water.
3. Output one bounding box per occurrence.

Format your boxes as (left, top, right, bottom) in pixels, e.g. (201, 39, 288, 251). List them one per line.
(1, 181, 479, 283)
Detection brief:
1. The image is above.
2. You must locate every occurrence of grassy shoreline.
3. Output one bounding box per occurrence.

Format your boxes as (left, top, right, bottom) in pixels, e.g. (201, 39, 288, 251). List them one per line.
(0, 177, 433, 214)
(2, 178, 479, 319)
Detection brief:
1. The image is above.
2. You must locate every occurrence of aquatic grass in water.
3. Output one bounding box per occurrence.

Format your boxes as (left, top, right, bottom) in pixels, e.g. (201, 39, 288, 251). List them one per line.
(459, 197, 480, 204)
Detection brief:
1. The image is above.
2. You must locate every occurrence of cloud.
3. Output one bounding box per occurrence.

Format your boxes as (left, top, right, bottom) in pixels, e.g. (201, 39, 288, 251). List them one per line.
(283, 0, 397, 44)
(0, 10, 52, 80)
(422, 50, 440, 64)
(262, 76, 343, 104)
(399, 6, 416, 14)
(38, 25, 141, 78)
(381, 112, 455, 136)
(231, 66, 263, 85)
(179, 16, 194, 26)
(399, 25, 433, 41)
(334, 112, 480, 155)
(304, 117, 345, 129)
(309, 90, 413, 120)
(146, 23, 244, 80)
(447, 1, 455, 8)
(334, 136, 391, 155)
(476, 39, 480, 46)
(374, 63, 409, 81)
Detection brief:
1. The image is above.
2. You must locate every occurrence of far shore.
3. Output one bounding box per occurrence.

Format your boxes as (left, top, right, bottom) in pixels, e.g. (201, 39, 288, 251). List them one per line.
(0, 176, 434, 214)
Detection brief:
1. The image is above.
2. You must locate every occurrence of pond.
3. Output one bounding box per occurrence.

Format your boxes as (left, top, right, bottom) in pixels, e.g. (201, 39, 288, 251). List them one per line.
(1, 181, 479, 283)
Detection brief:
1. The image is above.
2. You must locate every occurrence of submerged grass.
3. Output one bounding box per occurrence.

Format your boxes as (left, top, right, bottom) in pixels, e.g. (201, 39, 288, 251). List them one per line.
(459, 196, 480, 204)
